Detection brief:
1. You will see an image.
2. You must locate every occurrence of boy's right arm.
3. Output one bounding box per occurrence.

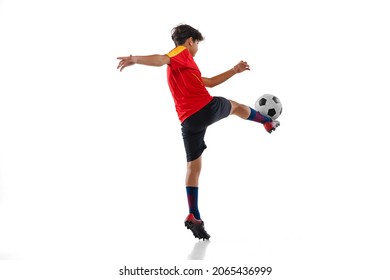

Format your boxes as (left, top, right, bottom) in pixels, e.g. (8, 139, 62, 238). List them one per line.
(117, 54, 170, 71)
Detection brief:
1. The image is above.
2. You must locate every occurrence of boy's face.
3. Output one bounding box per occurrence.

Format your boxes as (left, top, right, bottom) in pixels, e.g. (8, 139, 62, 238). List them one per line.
(187, 38, 199, 57)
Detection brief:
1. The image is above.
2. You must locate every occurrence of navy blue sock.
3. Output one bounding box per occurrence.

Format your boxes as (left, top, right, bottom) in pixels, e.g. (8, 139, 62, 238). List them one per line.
(247, 108, 272, 123)
(186, 186, 201, 219)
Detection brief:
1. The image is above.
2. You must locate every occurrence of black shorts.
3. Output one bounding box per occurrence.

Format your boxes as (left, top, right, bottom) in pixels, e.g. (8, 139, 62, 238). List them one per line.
(181, 97, 232, 162)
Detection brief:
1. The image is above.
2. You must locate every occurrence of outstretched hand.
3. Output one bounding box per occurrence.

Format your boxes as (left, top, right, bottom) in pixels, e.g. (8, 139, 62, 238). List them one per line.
(233, 60, 250, 74)
(117, 55, 135, 72)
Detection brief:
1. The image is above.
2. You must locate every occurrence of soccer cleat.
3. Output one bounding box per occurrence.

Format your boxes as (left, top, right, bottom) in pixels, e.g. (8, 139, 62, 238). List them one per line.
(184, 213, 210, 240)
(263, 120, 280, 134)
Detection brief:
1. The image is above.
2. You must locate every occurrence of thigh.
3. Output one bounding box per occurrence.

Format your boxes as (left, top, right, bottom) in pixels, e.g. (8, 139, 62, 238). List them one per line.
(180, 97, 231, 162)
(181, 126, 207, 162)
(183, 97, 231, 129)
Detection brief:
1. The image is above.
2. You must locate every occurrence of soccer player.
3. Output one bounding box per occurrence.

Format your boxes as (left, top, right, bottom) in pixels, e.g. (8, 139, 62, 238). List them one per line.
(117, 24, 279, 240)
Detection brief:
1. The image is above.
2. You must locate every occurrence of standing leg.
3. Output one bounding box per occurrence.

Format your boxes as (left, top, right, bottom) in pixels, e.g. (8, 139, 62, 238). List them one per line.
(184, 155, 210, 240)
(186, 156, 202, 187)
(186, 156, 202, 219)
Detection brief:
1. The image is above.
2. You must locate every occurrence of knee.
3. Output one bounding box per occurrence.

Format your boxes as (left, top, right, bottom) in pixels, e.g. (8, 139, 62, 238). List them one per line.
(229, 100, 238, 114)
(187, 159, 201, 175)
(229, 100, 250, 119)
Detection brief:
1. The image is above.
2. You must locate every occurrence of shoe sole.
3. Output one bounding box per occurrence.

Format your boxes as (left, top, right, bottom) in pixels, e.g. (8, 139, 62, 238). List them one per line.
(185, 221, 210, 240)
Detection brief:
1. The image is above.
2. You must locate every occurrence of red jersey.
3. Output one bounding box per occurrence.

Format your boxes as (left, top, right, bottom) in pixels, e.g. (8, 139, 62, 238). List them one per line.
(166, 46, 213, 123)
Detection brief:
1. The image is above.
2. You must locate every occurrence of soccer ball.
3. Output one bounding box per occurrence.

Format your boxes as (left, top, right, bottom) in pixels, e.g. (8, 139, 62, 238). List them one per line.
(255, 94, 283, 120)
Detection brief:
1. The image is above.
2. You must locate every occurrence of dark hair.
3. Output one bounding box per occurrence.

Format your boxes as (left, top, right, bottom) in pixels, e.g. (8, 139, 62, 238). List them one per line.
(171, 24, 204, 46)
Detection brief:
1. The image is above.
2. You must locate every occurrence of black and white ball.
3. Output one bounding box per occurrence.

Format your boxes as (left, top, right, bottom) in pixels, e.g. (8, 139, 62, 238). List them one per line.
(255, 94, 283, 120)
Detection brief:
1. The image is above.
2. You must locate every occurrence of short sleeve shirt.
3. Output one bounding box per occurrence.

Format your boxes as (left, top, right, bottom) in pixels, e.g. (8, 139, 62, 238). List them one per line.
(166, 46, 213, 123)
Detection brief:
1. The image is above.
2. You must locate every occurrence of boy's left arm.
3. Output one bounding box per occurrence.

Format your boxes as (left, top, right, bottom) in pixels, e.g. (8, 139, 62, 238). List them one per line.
(202, 60, 250, 88)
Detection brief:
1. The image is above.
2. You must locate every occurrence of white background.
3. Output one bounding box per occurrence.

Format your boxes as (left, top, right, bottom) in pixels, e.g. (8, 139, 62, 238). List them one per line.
(1, 0, 389, 279)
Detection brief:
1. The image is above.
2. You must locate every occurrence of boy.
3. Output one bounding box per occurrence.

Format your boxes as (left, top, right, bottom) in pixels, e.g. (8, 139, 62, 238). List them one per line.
(117, 24, 279, 240)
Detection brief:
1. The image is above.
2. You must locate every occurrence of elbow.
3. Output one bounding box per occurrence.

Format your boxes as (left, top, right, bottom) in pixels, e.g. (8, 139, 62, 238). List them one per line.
(205, 81, 218, 88)
(203, 78, 216, 88)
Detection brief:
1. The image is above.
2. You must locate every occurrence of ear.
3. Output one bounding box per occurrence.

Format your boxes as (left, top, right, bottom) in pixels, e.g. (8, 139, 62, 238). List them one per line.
(188, 37, 194, 46)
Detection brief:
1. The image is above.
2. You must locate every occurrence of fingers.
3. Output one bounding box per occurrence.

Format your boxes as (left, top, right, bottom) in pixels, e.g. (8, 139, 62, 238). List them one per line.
(117, 62, 123, 71)
(117, 59, 125, 70)
(117, 58, 129, 71)
(240, 60, 250, 70)
(117, 55, 134, 71)
(234, 60, 250, 73)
